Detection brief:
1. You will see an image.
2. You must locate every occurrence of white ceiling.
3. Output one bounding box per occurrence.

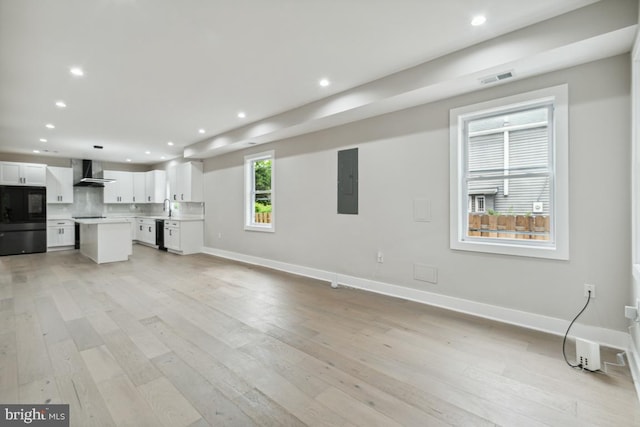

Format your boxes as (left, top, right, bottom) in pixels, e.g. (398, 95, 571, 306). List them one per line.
(0, 0, 626, 165)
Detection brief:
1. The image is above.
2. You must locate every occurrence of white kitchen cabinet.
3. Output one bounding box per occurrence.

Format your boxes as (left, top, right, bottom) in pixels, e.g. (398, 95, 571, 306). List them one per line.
(133, 172, 146, 203)
(135, 218, 156, 246)
(164, 221, 180, 251)
(46, 167, 74, 203)
(47, 220, 75, 249)
(103, 170, 134, 203)
(145, 170, 167, 203)
(0, 161, 47, 186)
(163, 219, 203, 255)
(168, 162, 203, 202)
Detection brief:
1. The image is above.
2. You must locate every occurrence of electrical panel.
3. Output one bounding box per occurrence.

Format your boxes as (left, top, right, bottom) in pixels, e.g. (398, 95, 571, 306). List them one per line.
(337, 148, 358, 214)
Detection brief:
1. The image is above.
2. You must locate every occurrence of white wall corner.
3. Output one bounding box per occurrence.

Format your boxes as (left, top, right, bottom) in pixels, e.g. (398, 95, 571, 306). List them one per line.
(628, 326, 640, 403)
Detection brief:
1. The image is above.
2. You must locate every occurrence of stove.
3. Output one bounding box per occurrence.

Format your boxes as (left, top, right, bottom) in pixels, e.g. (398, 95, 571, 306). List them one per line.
(72, 216, 106, 219)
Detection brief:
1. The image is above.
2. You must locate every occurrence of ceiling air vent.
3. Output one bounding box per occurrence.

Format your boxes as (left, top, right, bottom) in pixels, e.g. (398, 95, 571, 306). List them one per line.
(480, 71, 514, 85)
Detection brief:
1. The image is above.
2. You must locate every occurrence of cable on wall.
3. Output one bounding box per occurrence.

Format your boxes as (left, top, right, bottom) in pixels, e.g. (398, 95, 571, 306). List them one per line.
(562, 290, 592, 369)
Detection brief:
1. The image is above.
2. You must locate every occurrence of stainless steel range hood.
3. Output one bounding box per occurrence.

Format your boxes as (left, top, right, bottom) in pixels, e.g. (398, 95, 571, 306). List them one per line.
(72, 159, 116, 187)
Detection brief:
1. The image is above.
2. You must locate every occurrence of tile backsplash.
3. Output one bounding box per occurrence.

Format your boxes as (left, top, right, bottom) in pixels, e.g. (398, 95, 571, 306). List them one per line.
(47, 187, 204, 218)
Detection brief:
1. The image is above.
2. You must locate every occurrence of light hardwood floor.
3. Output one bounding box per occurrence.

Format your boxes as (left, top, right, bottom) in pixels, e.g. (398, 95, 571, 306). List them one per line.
(1, 245, 639, 426)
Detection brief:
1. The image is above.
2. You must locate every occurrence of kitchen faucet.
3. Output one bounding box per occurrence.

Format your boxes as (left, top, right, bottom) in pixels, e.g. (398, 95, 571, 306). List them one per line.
(163, 198, 172, 218)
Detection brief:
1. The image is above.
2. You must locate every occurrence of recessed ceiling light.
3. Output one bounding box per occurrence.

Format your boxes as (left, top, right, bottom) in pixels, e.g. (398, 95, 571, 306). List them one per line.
(45, 123, 55, 129)
(471, 15, 486, 26)
(198, 129, 205, 134)
(319, 78, 330, 87)
(55, 101, 67, 108)
(33, 150, 40, 153)
(39, 138, 47, 142)
(160, 156, 166, 160)
(167, 141, 174, 146)
(237, 112, 246, 119)
(70, 67, 84, 77)
(145, 151, 151, 154)
(126, 158, 132, 162)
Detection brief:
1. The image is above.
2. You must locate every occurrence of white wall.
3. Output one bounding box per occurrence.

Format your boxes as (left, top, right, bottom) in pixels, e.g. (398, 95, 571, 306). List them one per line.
(630, 0, 640, 389)
(203, 54, 631, 333)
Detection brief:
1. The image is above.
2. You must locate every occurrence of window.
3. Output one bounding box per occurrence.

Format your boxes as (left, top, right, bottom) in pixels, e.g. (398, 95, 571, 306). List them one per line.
(450, 85, 568, 259)
(474, 195, 485, 213)
(244, 150, 274, 232)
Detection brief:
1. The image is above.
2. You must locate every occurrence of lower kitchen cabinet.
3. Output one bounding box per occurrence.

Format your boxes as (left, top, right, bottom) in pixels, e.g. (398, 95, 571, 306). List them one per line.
(47, 220, 75, 250)
(164, 220, 203, 255)
(135, 218, 156, 246)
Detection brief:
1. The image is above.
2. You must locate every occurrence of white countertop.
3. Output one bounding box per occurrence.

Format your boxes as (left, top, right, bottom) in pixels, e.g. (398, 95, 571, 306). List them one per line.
(154, 216, 204, 222)
(74, 218, 132, 225)
(48, 215, 204, 222)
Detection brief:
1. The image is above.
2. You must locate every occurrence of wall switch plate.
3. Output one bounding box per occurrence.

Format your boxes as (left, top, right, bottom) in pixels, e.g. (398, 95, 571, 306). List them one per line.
(584, 284, 595, 298)
(576, 338, 601, 371)
(413, 198, 432, 222)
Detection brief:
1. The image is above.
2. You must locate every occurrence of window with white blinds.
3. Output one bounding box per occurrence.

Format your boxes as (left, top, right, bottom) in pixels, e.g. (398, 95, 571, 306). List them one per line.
(450, 85, 569, 260)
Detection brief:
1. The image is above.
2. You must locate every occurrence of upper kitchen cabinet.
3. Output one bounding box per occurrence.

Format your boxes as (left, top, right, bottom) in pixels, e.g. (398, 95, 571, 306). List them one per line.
(133, 172, 146, 203)
(145, 170, 167, 203)
(168, 162, 203, 202)
(103, 170, 133, 203)
(46, 166, 73, 203)
(0, 161, 46, 186)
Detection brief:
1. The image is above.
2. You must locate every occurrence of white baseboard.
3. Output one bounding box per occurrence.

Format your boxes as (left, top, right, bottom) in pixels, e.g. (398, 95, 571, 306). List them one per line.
(201, 246, 630, 350)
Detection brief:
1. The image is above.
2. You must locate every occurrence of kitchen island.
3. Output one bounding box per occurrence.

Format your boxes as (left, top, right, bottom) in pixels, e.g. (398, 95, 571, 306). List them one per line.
(75, 218, 132, 264)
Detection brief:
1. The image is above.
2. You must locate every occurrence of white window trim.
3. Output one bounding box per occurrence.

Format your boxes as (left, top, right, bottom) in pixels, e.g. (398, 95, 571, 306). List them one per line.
(449, 85, 569, 260)
(244, 150, 275, 233)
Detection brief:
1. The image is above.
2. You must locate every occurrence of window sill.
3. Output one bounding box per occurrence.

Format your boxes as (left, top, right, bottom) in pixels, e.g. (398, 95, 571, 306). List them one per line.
(451, 238, 568, 260)
(244, 224, 275, 233)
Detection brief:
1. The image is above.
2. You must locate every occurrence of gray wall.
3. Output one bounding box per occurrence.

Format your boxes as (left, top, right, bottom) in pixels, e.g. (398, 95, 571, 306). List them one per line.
(203, 54, 631, 331)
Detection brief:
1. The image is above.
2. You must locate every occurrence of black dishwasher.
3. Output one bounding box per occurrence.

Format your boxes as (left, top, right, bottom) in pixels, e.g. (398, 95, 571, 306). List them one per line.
(155, 219, 166, 251)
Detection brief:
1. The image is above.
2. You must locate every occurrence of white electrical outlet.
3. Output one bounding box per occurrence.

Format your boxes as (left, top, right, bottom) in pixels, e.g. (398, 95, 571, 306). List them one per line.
(376, 251, 384, 263)
(625, 299, 640, 321)
(584, 284, 595, 298)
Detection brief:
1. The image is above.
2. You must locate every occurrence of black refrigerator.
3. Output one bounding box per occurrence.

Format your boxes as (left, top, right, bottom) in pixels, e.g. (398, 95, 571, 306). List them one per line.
(0, 185, 47, 256)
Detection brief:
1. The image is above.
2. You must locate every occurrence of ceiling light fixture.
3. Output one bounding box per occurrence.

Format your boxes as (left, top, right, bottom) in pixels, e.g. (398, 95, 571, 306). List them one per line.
(70, 67, 84, 77)
(198, 129, 205, 134)
(55, 101, 67, 108)
(319, 78, 330, 87)
(126, 158, 132, 162)
(145, 151, 151, 154)
(33, 150, 40, 153)
(39, 138, 47, 142)
(45, 123, 55, 129)
(471, 15, 486, 26)
(167, 141, 174, 146)
(160, 156, 166, 160)
(237, 112, 246, 119)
